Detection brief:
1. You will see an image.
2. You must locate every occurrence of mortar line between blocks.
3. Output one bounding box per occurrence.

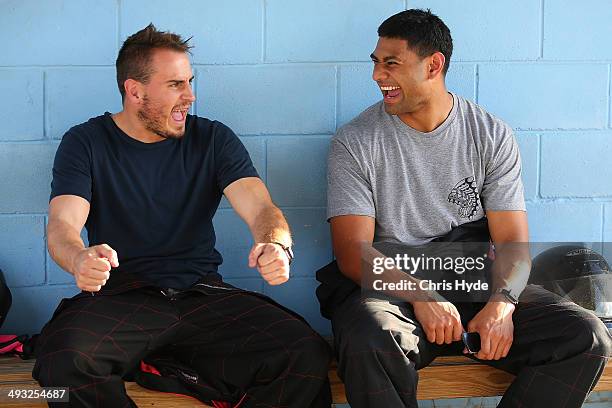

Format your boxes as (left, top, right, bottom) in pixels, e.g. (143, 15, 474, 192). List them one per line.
(0, 213, 49, 217)
(263, 138, 268, 183)
(474, 64, 479, 103)
(5, 60, 612, 69)
(537, 134, 542, 198)
(42, 70, 47, 139)
(602, 204, 606, 242)
(116, 0, 122, 54)
(606, 64, 612, 128)
(539, 0, 545, 59)
(335, 65, 340, 131)
(261, 0, 267, 62)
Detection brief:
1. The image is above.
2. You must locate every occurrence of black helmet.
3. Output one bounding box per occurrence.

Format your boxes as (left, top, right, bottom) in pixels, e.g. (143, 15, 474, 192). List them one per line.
(530, 245, 612, 328)
(0, 269, 11, 329)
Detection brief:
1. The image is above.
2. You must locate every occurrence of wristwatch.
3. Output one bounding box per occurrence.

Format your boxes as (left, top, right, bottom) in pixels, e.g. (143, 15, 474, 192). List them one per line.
(271, 241, 294, 265)
(493, 288, 519, 305)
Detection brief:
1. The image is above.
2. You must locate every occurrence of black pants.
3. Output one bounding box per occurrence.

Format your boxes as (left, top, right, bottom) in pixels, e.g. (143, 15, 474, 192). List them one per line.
(331, 285, 611, 408)
(33, 279, 332, 408)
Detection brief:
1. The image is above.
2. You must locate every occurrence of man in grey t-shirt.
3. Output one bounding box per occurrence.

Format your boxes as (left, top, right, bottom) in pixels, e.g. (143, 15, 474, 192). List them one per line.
(319, 9, 611, 408)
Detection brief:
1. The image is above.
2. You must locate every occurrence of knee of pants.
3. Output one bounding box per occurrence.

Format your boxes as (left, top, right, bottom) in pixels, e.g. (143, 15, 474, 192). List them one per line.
(35, 350, 97, 387)
(291, 334, 332, 377)
(585, 317, 612, 358)
(335, 318, 422, 376)
(566, 311, 612, 358)
(34, 330, 100, 386)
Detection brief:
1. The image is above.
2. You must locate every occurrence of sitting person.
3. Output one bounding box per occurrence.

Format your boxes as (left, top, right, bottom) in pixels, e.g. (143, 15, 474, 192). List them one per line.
(33, 24, 331, 408)
(317, 9, 611, 408)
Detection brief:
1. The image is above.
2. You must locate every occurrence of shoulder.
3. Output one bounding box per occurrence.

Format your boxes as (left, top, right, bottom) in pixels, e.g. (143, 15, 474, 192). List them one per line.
(455, 95, 514, 143)
(58, 114, 110, 151)
(337, 101, 386, 138)
(187, 115, 239, 142)
(332, 101, 387, 150)
(65, 114, 108, 137)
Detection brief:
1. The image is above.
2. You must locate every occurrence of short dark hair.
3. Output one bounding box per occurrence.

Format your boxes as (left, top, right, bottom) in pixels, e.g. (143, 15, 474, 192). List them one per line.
(378, 9, 453, 75)
(116, 23, 193, 100)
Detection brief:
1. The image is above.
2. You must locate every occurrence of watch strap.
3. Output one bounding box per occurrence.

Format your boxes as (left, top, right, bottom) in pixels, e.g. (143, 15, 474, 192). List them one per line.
(494, 288, 519, 305)
(271, 241, 293, 265)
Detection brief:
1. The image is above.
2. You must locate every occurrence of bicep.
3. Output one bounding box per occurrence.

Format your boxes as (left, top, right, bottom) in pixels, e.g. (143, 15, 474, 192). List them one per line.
(224, 177, 274, 225)
(330, 215, 375, 281)
(48, 195, 90, 232)
(485, 210, 528, 243)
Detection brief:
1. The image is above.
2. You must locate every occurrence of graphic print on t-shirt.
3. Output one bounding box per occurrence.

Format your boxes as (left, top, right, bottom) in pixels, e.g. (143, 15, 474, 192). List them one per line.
(448, 176, 480, 219)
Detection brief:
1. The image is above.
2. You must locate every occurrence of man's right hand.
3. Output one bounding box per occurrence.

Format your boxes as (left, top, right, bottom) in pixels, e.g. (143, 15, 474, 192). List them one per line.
(70, 244, 119, 292)
(413, 300, 464, 345)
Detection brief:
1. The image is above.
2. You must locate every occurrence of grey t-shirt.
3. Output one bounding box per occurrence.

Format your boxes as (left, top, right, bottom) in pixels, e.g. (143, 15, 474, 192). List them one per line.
(327, 92, 525, 245)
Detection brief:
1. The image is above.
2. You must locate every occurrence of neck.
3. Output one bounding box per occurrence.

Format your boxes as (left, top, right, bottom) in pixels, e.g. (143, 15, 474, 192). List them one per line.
(112, 109, 165, 143)
(397, 89, 454, 133)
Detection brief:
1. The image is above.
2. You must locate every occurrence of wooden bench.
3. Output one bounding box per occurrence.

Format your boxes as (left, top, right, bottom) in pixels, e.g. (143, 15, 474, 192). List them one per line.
(0, 356, 610, 407)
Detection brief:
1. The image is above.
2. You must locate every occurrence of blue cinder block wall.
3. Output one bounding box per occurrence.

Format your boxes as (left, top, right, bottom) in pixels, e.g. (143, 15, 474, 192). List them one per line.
(1, 0, 611, 344)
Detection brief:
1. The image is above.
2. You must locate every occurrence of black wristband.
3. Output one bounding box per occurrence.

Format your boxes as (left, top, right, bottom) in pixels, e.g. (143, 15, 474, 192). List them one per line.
(493, 288, 519, 305)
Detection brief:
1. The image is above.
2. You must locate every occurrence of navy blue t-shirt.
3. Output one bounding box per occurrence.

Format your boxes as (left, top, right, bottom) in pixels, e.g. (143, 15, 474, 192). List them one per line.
(51, 113, 259, 289)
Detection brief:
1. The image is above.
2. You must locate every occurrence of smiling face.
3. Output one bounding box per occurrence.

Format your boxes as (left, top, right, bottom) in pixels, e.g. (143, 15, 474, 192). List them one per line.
(371, 37, 432, 116)
(136, 48, 195, 139)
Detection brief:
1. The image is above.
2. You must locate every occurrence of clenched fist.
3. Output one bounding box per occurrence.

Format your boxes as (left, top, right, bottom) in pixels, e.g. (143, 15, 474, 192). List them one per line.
(70, 244, 119, 292)
(413, 300, 464, 345)
(248, 243, 290, 285)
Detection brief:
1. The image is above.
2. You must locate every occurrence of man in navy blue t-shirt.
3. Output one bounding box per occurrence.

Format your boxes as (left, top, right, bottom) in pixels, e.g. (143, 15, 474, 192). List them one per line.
(32, 24, 331, 408)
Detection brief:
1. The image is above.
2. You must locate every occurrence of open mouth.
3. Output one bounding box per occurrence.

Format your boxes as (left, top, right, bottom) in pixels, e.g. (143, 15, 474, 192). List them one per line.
(170, 107, 189, 123)
(380, 85, 401, 102)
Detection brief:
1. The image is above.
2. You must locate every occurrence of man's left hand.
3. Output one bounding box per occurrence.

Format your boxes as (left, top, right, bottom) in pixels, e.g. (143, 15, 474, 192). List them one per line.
(248, 243, 290, 285)
(466, 301, 515, 360)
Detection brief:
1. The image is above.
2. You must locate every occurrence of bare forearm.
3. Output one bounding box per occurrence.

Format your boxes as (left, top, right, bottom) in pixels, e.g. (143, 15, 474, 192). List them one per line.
(489, 243, 531, 298)
(47, 220, 86, 275)
(251, 205, 292, 247)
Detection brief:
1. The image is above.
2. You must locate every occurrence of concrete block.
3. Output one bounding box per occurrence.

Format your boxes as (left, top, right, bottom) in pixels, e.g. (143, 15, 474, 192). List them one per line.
(120, 0, 262, 64)
(0, 0, 117, 65)
(267, 136, 330, 207)
(283, 209, 332, 278)
(515, 132, 539, 200)
(410, 0, 540, 61)
(266, 0, 403, 62)
(544, 0, 612, 60)
(0, 216, 46, 287)
(46, 68, 122, 139)
(197, 65, 336, 135)
(479, 64, 608, 130)
(338, 64, 381, 128)
(0, 143, 57, 213)
(0, 70, 43, 141)
(541, 132, 612, 197)
(2, 285, 79, 334)
(527, 201, 602, 242)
